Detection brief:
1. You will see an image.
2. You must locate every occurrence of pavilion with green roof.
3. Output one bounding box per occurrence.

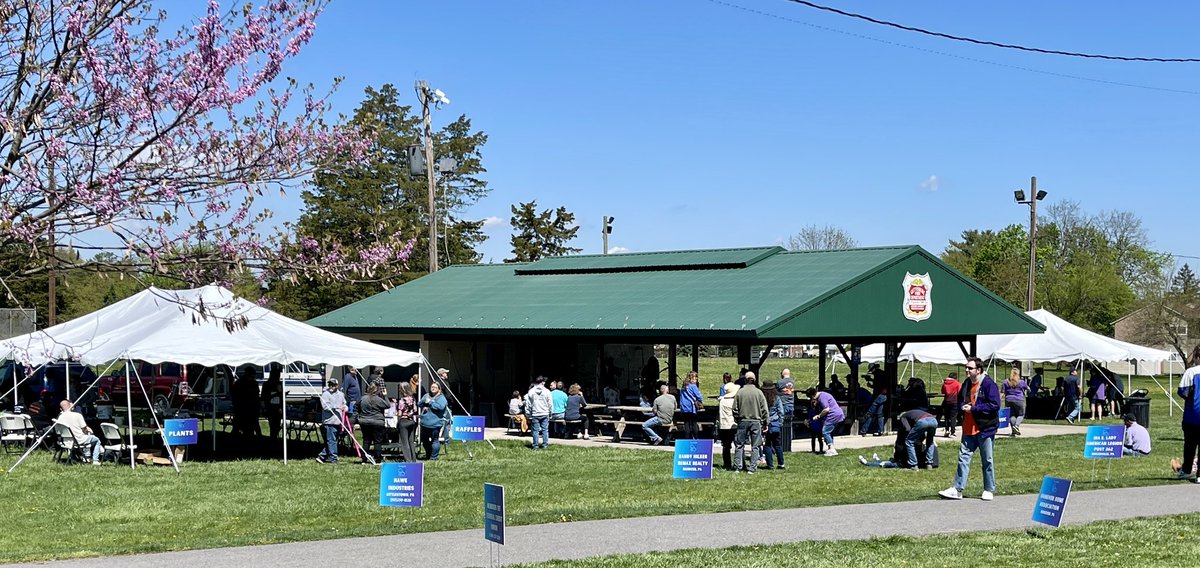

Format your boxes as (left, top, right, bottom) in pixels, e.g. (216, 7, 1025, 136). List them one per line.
(310, 245, 1042, 419)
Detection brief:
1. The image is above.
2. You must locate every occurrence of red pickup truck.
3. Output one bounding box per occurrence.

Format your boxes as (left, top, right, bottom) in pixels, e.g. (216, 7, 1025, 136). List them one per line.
(97, 362, 206, 413)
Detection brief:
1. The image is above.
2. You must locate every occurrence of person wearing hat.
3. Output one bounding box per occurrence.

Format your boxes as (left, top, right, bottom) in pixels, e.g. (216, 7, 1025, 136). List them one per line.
(1122, 413, 1151, 457)
(718, 383, 740, 470)
(317, 379, 347, 464)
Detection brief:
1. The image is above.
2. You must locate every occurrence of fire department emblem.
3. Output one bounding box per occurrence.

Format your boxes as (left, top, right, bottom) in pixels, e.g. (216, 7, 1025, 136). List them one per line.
(902, 272, 932, 322)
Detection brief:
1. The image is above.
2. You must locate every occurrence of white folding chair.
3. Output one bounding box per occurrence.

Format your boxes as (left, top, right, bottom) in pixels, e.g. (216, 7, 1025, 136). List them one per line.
(1, 414, 32, 453)
(100, 422, 136, 461)
(51, 423, 86, 464)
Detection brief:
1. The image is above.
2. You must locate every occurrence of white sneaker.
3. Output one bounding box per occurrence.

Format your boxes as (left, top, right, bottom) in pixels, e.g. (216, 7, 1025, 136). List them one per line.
(872, 452, 880, 461)
(824, 448, 838, 457)
(858, 455, 868, 465)
(938, 487, 962, 500)
(981, 491, 994, 501)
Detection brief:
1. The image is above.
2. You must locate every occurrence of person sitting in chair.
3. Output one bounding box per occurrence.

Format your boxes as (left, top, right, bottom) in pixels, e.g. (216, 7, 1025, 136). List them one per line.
(1122, 413, 1151, 457)
(57, 400, 102, 464)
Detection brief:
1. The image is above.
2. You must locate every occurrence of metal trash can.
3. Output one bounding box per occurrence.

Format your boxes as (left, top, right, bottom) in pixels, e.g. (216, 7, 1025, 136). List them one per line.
(781, 415, 794, 453)
(1126, 396, 1151, 429)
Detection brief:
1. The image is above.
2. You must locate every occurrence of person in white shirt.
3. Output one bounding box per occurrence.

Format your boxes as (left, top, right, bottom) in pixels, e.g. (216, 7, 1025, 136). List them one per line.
(57, 400, 102, 463)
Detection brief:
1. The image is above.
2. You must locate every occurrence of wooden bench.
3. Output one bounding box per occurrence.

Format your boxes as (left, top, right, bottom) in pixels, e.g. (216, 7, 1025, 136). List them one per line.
(594, 417, 675, 443)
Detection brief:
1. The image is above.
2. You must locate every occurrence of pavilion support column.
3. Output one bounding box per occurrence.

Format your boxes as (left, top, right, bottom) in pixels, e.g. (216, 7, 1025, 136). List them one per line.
(668, 344, 678, 388)
(469, 341, 478, 416)
(595, 342, 604, 398)
(691, 343, 699, 374)
(818, 343, 827, 389)
(884, 342, 900, 433)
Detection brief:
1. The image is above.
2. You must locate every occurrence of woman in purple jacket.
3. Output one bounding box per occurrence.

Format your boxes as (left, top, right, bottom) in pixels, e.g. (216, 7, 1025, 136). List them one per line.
(1002, 367, 1029, 436)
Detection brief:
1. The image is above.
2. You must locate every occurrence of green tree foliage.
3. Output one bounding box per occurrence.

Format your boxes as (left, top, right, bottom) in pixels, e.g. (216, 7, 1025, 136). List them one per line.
(268, 84, 490, 320)
(507, 201, 582, 263)
(1170, 264, 1199, 299)
(942, 201, 1168, 335)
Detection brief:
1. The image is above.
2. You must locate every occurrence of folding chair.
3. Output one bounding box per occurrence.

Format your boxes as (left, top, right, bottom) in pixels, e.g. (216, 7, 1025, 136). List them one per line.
(1, 414, 33, 453)
(52, 423, 87, 464)
(100, 422, 136, 462)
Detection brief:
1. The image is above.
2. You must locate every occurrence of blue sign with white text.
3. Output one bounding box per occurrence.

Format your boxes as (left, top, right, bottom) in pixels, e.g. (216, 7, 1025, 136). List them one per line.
(163, 418, 199, 445)
(999, 407, 1011, 430)
(451, 415, 486, 441)
(379, 463, 424, 507)
(1032, 475, 1072, 527)
(673, 439, 713, 479)
(484, 483, 505, 545)
(1083, 425, 1125, 459)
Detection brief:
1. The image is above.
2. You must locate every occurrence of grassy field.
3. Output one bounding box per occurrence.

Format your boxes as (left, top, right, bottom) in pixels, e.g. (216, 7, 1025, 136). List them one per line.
(514, 513, 1200, 568)
(0, 389, 1191, 564)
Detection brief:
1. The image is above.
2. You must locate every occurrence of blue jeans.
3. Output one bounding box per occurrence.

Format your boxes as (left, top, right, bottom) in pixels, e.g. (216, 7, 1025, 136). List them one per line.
(764, 431, 784, 468)
(1067, 399, 1081, 421)
(320, 424, 339, 462)
(642, 416, 663, 442)
(906, 416, 938, 467)
(953, 434, 995, 492)
(80, 434, 102, 463)
(822, 420, 839, 447)
(734, 420, 762, 472)
(530, 415, 549, 448)
(420, 425, 441, 460)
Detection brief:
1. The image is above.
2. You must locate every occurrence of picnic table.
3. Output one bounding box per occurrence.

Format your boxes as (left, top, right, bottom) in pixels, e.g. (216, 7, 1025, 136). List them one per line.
(595, 405, 657, 442)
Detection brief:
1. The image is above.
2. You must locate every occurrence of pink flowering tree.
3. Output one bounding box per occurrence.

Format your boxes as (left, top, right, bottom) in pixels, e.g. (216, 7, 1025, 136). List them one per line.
(0, 0, 412, 313)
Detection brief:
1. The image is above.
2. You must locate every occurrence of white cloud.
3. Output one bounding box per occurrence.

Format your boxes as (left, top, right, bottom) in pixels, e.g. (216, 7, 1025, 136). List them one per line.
(607, 246, 629, 254)
(480, 215, 506, 229)
(919, 175, 939, 192)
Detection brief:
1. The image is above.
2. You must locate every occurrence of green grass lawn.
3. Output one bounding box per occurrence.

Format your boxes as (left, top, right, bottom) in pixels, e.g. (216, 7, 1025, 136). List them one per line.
(0, 398, 1191, 564)
(514, 513, 1200, 568)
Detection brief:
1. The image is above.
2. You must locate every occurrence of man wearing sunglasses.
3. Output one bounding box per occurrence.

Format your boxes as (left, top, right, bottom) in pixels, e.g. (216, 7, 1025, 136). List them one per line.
(939, 357, 1001, 501)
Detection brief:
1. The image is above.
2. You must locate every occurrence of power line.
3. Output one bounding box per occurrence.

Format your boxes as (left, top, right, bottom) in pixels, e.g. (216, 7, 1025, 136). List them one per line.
(705, 0, 1200, 96)
(782, 0, 1200, 63)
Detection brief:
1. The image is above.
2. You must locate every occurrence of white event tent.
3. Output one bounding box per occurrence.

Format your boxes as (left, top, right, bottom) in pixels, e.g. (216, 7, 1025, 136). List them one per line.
(854, 309, 1173, 365)
(2, 285, 424, 470)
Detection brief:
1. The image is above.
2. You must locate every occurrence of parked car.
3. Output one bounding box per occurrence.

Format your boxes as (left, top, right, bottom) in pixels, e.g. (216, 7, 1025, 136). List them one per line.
(258, 363, 324, 400)
(183, 364, 235, 415)
(97, 361, 190, 413)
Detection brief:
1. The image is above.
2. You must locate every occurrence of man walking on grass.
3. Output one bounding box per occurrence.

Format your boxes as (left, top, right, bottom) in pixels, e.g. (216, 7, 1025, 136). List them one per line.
(939, 356, 1000, 501)
(732, 372, 769, 473)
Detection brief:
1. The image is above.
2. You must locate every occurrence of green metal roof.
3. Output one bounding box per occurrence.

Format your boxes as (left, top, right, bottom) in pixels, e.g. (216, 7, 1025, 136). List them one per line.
(310, 245, 1043, 341)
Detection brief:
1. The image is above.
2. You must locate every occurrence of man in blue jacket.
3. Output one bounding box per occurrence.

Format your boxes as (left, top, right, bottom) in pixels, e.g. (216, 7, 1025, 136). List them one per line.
(1178, 346, 1200, 482)
(939, 356, 1000, 501)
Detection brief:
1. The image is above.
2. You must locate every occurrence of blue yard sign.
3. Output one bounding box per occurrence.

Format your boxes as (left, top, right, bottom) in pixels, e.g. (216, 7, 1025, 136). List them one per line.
(1083, 425, 1125, 459)
(998, 407, 1011, 430)
(673, 439, 713, 479)
(484, 483, 505, 545)
(451, 416, 486, 441)
(1032, 476, 1072, 527)
(379, 462, 424, 507)
(163, 418, 199, 445)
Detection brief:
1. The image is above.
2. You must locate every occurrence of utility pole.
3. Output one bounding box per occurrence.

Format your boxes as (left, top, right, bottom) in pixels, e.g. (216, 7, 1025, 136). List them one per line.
(416, 80, 438, 273)
(47, 167, 56, 326)
(1013, 176, 1047, 311)
(602, 216, 614, 255)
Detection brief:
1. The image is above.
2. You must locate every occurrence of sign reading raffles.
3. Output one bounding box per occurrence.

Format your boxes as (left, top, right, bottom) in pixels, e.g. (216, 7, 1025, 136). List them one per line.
(673, 439, 713, 479)
(163, 418, 199, 445)
(379, 463, 424, 507)
(1083, 425, 1125, 459)
(999, 407, 1011, 430)
(902, 272, 932, 322)
(484, 483, 506, 545)
(450, 416, 486, 441)
(1032, 476, 1072, 527)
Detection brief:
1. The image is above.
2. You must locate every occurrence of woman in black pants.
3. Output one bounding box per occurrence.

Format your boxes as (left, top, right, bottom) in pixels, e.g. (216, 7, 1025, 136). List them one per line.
(717, 383, 739, 470)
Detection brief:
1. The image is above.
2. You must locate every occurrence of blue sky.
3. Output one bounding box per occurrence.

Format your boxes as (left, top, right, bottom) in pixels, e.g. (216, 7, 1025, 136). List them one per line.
(270, 1, 1200, 266)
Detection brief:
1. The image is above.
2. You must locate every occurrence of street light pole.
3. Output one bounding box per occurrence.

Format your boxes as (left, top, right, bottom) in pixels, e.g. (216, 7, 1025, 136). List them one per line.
(1013, 176, 1047, 311)
(602, 216, 614, 254)
(417, 80, 438, 273)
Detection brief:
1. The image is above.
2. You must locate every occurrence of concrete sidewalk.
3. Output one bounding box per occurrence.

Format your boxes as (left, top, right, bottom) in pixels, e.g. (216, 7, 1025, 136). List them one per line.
(487, 422, 1089, 453)
(14, 484, 1199, 568)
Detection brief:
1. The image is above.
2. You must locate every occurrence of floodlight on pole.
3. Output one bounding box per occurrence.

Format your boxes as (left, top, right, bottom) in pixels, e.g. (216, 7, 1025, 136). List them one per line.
(416, 80, 449, 272)
(1013, 176, 1047, 310)
(602, 216, 615, 255)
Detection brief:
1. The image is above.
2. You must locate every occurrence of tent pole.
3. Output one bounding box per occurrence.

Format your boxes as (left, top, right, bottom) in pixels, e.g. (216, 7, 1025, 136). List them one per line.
(281, 361, 289, 466)
(65, 360, 70, 402)
(131, 362, 180, 474)
(126, 361, 135, 469)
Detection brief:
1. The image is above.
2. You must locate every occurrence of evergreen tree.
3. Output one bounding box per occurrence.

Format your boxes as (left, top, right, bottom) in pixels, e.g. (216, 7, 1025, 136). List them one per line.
(1170, 264, 1200, 300)
(507, 201, 582, 263)
(268, 84, 490, 320)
